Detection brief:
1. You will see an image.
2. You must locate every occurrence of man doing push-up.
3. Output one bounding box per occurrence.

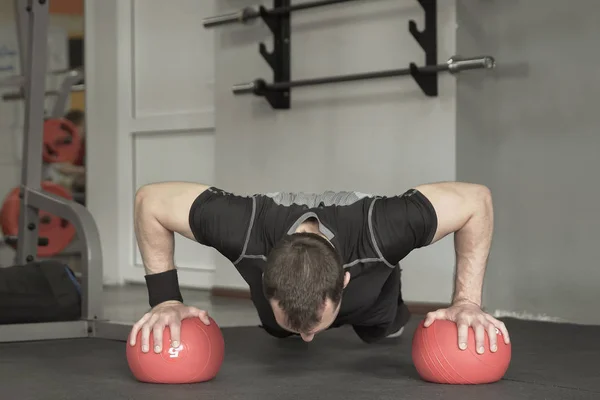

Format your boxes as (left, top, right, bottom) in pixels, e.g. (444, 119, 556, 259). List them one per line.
(129, 181, 510, 355)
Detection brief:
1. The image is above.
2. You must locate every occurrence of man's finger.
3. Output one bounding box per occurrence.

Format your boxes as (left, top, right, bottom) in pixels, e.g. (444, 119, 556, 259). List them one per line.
(169, 320, 182, 348)
(184, 307, 210, 325)
(153, 319, 166, 353)
(423, 312, 436, 327)
(457, 322, 469, 350)
(487, 316, 510, 344)
(196, 309, 211, 325)
(474, 322, 486, 354)
(130, 313, 150, 346)
(423, 310, 444, 327)
(141, 313, 159, 353)
(486, 322, 498, 352)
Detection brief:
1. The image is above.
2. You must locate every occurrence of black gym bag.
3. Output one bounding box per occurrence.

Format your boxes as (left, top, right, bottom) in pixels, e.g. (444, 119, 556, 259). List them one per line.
(0, 260, 82, 324)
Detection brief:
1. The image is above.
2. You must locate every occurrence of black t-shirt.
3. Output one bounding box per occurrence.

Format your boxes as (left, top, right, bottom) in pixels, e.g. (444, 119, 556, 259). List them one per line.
(188, 187, 437, 342)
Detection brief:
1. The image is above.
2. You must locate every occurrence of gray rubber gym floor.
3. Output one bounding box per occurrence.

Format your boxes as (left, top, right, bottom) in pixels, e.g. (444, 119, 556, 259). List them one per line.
(1, 317, 598, 400)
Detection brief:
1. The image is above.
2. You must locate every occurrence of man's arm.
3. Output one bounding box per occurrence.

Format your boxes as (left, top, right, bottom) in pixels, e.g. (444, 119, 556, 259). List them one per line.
(371, 181, 507, 352)
(416, 182, 510, 352)
(415, 181, 493, 307)
(131, 182, 253, 352)
(134, 181, 209, 275)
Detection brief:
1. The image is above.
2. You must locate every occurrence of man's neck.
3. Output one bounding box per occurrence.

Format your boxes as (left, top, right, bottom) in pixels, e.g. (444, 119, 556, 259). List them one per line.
(296, 218, 321, 235)
(295, 219, 333, 246)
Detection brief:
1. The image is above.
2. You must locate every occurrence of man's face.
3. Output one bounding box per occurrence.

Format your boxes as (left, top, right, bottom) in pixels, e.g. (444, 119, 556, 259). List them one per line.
(270, 272, 350, 342)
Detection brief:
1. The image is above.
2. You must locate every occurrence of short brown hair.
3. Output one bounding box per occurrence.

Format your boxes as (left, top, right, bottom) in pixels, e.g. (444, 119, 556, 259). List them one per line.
(263, 232, 344, 333)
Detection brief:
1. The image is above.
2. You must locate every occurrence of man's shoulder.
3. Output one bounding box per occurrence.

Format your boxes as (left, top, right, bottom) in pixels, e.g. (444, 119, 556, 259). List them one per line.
(256, 190, 375, 209)
(253, 190, 377, 240)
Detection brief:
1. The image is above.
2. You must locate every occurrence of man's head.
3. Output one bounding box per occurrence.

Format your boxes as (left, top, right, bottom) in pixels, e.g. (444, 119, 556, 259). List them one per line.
(263, 231, 350, 342)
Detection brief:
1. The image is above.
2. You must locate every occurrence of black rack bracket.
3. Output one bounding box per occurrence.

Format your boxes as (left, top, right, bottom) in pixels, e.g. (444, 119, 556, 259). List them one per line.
(257, 0, 291, 109)
(408, 0, 438, 96)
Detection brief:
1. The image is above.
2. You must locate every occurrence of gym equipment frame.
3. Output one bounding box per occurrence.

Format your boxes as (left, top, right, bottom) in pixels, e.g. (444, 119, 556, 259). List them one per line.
(1, 0, 85, 118)
(2, 69, 84, 119)
(0, 0, 132, 344)
(206, 0, 496, 109)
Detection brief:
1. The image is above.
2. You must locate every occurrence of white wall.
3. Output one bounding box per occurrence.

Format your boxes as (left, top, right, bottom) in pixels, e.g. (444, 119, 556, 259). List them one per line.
(85, 0, 218, 287)
(212, 0, 458, 303)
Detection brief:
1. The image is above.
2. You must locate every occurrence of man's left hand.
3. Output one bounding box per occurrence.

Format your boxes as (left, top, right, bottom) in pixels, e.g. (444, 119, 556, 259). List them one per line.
(423, 301, 510, 354)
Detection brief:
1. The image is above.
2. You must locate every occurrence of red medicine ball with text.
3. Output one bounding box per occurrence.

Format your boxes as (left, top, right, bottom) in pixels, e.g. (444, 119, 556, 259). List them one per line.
(126, 317, 225, 384)
(412, 319, 511, 385)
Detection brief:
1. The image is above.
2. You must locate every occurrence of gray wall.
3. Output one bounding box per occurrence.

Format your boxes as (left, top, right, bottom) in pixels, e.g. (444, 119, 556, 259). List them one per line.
(213, 0, 459, 301)
(456, 0, 600, 324)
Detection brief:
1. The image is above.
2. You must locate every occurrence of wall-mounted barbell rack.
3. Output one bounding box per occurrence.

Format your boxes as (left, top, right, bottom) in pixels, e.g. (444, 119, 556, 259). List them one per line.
(203, 0, 496, 110)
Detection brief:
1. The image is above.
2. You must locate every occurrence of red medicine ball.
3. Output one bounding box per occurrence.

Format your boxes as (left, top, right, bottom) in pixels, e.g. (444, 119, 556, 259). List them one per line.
(412, 319, 511, 384)
(126, 317, 225, 384)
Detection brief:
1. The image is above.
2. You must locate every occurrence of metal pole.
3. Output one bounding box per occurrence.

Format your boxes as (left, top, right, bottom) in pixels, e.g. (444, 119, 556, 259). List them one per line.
(232, 56, 496, 94)
(25, 189, 105, 320)
(203, 0, 363, 28)
(14, 0, 30, 99)
(12, 0, 104, 321)
(50, 68, 84, 117)
(14, 0, 29, 78)
(16, 0, 49, 265)
(270, 0, 362, 16)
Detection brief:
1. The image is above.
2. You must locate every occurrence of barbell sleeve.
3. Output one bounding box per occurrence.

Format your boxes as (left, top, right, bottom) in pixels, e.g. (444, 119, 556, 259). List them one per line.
(447, 56, 496, 73)
(202, 7, 259, 28)
(232, 81, 259, 95)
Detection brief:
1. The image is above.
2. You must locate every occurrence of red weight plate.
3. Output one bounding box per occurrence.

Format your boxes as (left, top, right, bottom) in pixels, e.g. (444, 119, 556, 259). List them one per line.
(42, 118, 82, 164)
(0, 182, 76, 257)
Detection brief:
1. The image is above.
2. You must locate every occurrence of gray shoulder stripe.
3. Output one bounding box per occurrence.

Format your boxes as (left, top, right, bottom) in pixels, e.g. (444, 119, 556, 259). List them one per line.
(266, 191, 371, 207)
(342, 258, 382, 268)
(241, 254, 268, 261)
(238, 255, 385, 267)
(368, 198, 395, 268)
(234, 196, 257, 265)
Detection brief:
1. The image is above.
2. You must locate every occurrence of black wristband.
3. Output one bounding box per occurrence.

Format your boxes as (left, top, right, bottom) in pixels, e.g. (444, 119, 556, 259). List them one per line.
(144, 269, 184, 308)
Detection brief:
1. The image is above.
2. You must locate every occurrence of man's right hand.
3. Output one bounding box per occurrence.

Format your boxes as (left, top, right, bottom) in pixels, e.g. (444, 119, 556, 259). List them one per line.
(129, 300, 211, 353)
